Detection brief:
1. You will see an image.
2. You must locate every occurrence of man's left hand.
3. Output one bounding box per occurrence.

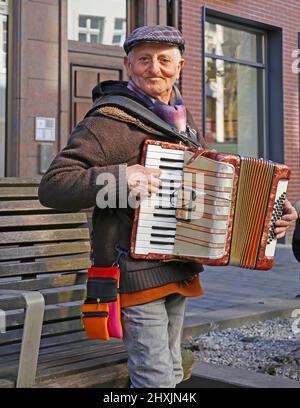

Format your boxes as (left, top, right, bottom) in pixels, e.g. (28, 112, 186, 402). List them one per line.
(274, 199, 298, 239)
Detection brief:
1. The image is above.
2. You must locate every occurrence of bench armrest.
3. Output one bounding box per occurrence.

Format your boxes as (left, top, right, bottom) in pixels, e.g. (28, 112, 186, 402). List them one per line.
(0, 290, 45, 388)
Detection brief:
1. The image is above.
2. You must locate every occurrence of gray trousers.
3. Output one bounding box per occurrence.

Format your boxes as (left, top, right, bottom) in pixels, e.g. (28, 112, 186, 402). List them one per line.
(121, 293, 186, 388)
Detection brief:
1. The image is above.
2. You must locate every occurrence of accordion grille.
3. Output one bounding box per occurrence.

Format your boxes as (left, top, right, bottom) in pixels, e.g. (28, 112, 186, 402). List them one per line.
(230, 158, 274, 269)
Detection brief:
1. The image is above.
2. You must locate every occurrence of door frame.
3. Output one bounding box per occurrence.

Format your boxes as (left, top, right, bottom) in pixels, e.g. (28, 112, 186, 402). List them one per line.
(0, 0, 10, 176)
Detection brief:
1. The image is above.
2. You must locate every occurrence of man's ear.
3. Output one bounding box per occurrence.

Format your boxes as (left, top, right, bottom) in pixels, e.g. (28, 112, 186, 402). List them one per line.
(177, 58, 185, 80)
(124, 56, 131, 75)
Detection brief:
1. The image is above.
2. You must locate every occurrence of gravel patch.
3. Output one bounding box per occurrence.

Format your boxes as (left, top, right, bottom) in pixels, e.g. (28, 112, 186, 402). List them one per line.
(186, 317, 300, 381)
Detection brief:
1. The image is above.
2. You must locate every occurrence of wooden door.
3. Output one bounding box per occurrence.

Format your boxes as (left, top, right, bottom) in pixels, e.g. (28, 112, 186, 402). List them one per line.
(69, 40, 126, 129)
(71, 64, 122, 128)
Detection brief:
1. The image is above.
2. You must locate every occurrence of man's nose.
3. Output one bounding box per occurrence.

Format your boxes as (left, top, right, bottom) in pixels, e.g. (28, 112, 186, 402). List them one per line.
(148, 59, 161, 75)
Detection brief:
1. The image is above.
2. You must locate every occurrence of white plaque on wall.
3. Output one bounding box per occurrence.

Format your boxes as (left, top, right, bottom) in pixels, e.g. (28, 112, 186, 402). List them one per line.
(35, 117, 56, 142)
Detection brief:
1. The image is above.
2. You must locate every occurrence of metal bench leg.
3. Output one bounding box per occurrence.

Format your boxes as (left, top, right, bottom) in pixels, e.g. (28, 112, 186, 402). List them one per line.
(17, 292, 45, 388)
(0, 290, 45, 388)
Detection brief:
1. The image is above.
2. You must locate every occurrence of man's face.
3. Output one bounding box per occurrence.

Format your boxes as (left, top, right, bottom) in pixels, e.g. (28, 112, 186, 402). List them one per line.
(124, 43, 185, 103)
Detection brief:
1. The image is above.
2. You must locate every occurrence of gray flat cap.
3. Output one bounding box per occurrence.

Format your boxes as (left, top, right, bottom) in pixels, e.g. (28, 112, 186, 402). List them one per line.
(123, 25, 185, 54)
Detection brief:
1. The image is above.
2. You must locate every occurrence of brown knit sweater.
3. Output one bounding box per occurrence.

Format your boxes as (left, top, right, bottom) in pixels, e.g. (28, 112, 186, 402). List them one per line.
(38, 82, 204, 293)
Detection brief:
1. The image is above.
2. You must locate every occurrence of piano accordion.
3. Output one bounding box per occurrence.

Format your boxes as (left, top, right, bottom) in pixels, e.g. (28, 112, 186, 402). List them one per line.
(130, 140, 290, 270)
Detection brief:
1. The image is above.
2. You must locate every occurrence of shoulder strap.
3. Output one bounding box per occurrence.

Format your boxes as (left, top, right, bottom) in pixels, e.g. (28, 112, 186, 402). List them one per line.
(85, 94, 201, 148)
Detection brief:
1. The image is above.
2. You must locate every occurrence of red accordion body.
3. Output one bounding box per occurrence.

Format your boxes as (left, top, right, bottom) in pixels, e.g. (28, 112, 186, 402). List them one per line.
(130, 140, 290, 270)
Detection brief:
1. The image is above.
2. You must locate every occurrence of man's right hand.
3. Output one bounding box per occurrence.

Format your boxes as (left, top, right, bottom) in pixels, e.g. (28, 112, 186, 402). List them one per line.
(126, 165, 161, 197)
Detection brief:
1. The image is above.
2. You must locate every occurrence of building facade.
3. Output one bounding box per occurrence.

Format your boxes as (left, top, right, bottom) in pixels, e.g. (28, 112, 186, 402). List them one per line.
(1, 0, 299, 210)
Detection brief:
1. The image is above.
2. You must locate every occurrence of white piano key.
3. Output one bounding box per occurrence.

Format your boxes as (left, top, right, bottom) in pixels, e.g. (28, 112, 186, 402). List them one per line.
(139, 199, 173, 209)
(160, 172, 183, 181)
(134, 246, 174, 255)
(138, 214, 176, 225)
(139, 207, 176, 215)
(135, 242, 175, 251)
(160, 184, 181, 191)
(136, 226, 176, 236)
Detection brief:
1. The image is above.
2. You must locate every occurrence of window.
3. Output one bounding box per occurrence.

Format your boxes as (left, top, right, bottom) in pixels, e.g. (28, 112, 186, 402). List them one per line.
(78, 16, 104, 44)
(0, 17, 6, 70)
(114, 18, 125, 30)
(112, 34, 122, 44)
(205, 18, 266, 158)
(112, 17, 126, 45)
(68, 0, 127, 46)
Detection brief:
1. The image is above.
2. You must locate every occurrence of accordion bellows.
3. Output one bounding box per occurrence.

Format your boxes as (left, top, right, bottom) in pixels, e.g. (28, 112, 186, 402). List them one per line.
(130, 140, 290, 270)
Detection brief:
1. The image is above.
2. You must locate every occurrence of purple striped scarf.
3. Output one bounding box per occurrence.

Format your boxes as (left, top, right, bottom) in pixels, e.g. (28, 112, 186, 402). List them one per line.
(127, 79, 187, 132)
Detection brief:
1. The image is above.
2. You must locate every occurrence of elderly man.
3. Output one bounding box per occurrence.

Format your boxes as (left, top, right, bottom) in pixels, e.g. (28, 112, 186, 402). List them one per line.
(38, 25, 297, 388)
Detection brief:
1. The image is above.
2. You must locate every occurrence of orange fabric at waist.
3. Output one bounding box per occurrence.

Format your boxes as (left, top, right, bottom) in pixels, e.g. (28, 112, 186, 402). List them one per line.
(120, 275, 204, 308)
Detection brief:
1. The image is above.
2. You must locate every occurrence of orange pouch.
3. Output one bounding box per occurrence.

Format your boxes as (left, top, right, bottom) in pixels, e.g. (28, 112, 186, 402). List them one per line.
(81, 266, 122, 341)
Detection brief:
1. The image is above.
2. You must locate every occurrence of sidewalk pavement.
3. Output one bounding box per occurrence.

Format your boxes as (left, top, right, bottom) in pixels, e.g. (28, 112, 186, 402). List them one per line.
(184, 244, 300, 336)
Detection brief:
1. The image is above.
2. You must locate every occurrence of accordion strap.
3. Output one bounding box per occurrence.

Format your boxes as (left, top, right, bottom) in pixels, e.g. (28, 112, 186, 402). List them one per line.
(85, 94, 201, 148)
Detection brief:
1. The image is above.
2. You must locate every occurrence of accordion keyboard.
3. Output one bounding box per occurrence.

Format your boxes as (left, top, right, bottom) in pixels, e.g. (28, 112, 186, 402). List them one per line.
(134, 144, 185, 255)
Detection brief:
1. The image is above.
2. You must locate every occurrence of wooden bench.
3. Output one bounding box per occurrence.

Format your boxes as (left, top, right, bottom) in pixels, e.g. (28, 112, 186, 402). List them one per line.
(0, 178, 128, 388)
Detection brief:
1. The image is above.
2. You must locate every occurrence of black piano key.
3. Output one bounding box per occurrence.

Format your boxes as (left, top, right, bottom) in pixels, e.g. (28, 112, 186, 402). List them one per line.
(150, 241, 175, 245)
(160, 157, 185, 163)
(159, 165, 183, 171)
(151, 234, 175, 239)
(152, 226, 176, 231)
(154, 206, 175, 210)
(153, 213, 176, 218)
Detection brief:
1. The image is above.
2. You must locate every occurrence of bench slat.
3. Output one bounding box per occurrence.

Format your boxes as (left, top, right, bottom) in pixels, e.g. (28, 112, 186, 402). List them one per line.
(0, 319, 84, 345)
(0, 200, 47, 213)
(0, 256, 90, 278)
(38, 362, 128, 388)
(0, 178, 40, 187)
(6, 305, 82, 329)
(0, 187, 38, 199)
(43, 289, 86, 306)
(0, 242, 91, 261)
(0, 213, 87, 229)
(0, 271, 87, 291)
(37, 344, 125, 371)
(0, 228, 90, 245)
(36, 349, 127, 382)
(0, 287, 87, 310)
(0, 347, 125, 379)
(0, 338, 121, 365)
(0, 332, 89, 357)
(0, 379, 15, 388)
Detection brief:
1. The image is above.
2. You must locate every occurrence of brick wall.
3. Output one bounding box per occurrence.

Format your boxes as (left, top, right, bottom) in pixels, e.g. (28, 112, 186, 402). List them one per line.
(180, 0, 300, 223)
